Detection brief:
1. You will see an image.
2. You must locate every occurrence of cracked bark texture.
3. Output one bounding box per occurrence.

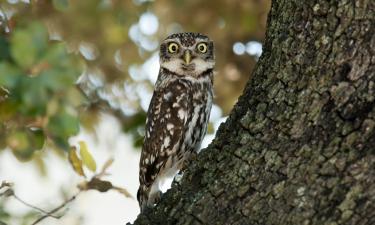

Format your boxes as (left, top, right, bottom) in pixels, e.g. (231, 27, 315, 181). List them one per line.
(131, 0, 375, 224)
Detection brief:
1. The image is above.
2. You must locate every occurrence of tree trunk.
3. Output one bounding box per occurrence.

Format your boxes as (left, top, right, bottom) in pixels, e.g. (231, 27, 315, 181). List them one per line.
(131, 0, 375, 224)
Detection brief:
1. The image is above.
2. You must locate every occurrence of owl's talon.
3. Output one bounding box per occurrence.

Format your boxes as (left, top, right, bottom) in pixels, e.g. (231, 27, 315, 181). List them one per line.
(147, 190, 162, 207)
(174, 172, 184, 184)
(153, 191, 162, 205)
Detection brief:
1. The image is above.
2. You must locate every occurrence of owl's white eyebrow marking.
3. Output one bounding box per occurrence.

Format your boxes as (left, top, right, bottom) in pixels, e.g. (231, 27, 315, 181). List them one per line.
(163, 37, 208, 45)
(163, 38, 180, 42)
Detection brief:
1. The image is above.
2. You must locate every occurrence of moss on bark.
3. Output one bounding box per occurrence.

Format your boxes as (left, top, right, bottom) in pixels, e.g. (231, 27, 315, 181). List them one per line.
(132, 0, 375, 224)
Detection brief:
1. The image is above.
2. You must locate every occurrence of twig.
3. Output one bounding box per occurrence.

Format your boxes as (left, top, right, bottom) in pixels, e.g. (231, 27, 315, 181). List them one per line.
(94, 158, 114, 178)
(12, 194, 60, 219)
(31, 191, 81, 225)
(0, 155, 130, 225)
(0, 181, 62, 219)
(0, 181, 12, 190)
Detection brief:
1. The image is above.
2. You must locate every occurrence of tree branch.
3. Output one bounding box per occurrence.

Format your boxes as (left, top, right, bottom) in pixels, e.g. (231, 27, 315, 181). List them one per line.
(31, 191, 81, 225)
(0, 180, 81, 225)
(13, 194, 61, 219)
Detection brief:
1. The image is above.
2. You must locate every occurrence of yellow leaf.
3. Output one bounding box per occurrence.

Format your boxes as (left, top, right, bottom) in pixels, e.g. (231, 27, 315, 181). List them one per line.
(79, 141, 96, 172)
(68, 147, 85, 177)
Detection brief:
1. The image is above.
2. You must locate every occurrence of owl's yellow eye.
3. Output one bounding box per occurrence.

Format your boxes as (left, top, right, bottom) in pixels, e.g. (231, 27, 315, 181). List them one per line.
(197, 43, 208, 53)
(168, 43, 179, 53)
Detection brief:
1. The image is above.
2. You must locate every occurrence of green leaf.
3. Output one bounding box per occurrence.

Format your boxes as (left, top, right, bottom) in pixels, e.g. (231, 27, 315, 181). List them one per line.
(79, 141, 96, 172)
(10, 22, 48, 69)
(18, 77, 48, 116)
(28, 129, 45, 150)
(122, 112, 146, 132)
(0, 62, 22, 88)
(40, 43, 82, 91)
(0, 100, 18, 121)
(5, 128, 44, 161)
(6, 130, 33, 161)
(0, 36, 11, 61)
(47, 110, 80, 150)
(6, 130, 28, 150)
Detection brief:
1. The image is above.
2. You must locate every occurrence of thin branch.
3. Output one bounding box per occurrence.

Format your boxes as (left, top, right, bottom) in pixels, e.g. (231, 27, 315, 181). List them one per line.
(31, 191, 81, 225)
(0, 155, 130, 225)
(0, 181, 62, 219)
(0, 181, 12, 190)
(12, 194, 60, 219)
(94, 158, 114, 178)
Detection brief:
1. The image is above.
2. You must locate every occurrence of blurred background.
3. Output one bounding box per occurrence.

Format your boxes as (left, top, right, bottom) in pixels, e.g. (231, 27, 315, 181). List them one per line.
(0, 0, 270, 224)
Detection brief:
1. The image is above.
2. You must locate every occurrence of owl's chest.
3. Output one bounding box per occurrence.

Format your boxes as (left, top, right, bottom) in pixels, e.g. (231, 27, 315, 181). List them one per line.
(179, 77, 212, 104)
(177, 80, 212, 150)
(162, 77, 212, 108)
(190, 83, 211, 112)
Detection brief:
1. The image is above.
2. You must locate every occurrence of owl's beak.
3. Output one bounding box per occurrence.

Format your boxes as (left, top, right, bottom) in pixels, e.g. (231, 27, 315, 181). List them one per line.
(183, 50, 191, 64)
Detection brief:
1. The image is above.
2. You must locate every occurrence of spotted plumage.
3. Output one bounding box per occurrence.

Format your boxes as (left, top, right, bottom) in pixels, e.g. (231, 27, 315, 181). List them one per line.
(138, 32, 215, 211)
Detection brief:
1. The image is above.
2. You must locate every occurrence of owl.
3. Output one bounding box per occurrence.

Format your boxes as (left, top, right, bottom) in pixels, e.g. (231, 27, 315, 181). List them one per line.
(137, 32, 215, 212)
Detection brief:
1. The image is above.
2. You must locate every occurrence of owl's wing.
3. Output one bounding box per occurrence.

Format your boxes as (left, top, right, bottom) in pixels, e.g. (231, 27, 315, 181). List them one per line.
(139, 82, 190, 187)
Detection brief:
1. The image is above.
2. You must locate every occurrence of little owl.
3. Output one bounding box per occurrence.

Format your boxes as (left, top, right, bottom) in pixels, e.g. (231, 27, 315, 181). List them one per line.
(137, 32, 214, 212)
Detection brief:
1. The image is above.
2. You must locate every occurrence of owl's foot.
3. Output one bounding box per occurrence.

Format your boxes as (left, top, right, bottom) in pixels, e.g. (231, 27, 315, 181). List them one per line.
(174, 172, 184, 184)
(148, 190, 162, 207)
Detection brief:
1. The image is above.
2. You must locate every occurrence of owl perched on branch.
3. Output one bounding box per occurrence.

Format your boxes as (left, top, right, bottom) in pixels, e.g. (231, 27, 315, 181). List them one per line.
(137, 32, 215, 211)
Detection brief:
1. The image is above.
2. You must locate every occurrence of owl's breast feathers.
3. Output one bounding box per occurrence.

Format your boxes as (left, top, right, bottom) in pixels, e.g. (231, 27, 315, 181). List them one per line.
(139, 72, 213, 188)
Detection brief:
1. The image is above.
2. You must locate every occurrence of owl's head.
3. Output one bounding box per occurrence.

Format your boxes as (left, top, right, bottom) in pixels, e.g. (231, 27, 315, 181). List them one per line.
(159, 32, 215, 77)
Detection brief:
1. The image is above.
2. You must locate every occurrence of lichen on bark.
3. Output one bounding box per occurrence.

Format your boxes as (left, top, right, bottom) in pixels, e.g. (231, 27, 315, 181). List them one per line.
(131, 1, 375, 224)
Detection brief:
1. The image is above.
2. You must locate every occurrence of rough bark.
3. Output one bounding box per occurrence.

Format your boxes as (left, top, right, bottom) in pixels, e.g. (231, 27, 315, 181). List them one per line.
(131, 1, 375, 224)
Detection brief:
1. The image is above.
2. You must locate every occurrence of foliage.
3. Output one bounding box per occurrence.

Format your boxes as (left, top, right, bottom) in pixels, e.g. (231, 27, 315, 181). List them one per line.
(0, 20, 83, 160)
(0, 0, 270, 161)
(0, 0, 270, 223)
